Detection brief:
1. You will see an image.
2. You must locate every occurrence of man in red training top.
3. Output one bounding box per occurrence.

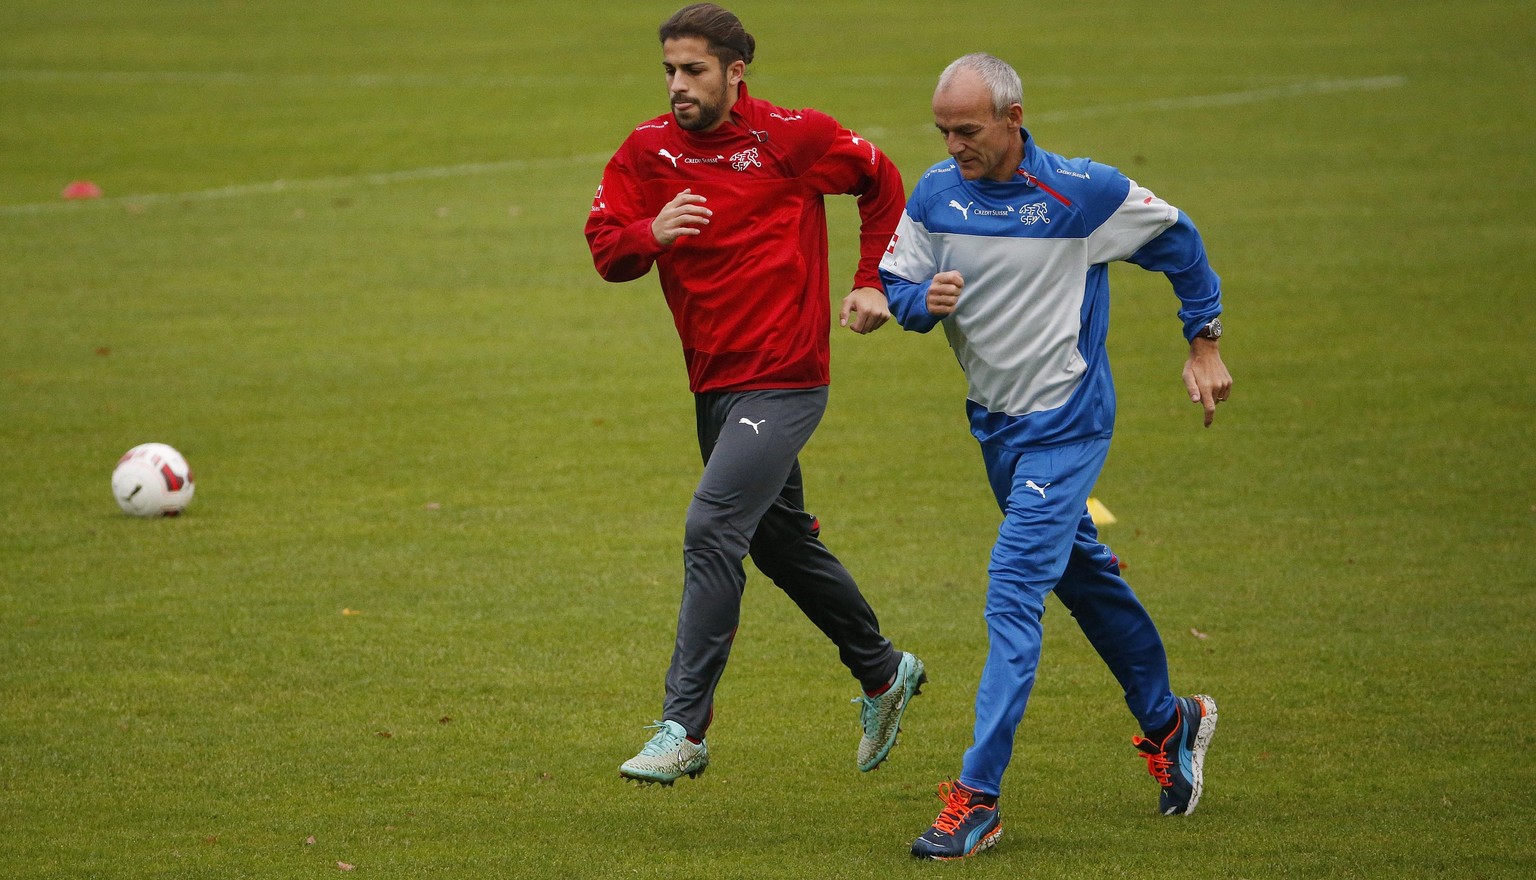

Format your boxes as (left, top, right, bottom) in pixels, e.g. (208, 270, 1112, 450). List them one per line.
(585, 3, 926, 786)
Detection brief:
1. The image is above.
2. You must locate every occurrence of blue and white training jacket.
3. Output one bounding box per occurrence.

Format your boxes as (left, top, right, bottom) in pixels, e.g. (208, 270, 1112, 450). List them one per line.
(879, 131, 1222, 450)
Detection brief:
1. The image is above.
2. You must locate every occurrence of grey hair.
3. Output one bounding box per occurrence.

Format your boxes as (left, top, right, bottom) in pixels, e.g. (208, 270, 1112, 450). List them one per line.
(936, 53, 1023, 116)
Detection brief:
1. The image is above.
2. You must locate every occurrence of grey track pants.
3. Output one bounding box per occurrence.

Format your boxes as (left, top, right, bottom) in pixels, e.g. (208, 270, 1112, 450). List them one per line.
(661, 386, 900, 739)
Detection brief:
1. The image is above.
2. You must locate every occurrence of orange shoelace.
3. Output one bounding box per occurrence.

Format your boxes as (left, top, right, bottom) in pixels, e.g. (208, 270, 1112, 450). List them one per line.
(931, 781, 980, 833)
(1132, 736, 1173, 787)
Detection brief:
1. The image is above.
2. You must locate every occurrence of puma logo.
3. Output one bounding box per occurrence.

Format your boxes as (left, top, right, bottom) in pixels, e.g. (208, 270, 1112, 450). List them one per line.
(658, 148, 682, 167)
(739, 418, 766, 434)
(1025, 480, 1051, 498)
(948, 199, 973, 220)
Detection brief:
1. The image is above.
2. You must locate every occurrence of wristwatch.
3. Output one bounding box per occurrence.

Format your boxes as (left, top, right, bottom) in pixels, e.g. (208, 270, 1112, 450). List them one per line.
(1195, 317, 1222, 340)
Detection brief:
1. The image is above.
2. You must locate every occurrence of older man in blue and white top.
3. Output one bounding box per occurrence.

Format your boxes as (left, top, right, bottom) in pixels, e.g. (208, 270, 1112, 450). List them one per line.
(879, 52, 1231, 861)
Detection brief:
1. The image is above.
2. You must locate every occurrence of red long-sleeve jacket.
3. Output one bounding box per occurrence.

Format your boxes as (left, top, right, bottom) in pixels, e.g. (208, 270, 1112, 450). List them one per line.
(584, 83, 905, 393)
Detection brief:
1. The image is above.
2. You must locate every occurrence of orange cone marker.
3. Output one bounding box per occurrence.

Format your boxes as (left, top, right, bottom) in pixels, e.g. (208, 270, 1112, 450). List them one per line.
(62, 180, 103, 199)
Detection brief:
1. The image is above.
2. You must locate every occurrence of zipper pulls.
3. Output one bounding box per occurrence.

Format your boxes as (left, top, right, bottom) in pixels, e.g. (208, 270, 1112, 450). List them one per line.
(1016, 167, 1074, 207)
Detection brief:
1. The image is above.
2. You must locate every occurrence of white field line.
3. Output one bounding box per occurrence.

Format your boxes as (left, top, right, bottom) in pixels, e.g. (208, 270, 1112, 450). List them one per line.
(0, 69, 653, 89)
(863, 74, 1408, 138)
(0, 75, 1404, 217)
(1026, 74, 1408, 123)
(0, 154, 614, 216)
(0, 69, 1367, 90)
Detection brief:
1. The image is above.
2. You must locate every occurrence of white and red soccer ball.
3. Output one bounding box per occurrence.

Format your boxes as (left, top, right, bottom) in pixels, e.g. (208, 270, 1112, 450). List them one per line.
(112, 443, 195, 517)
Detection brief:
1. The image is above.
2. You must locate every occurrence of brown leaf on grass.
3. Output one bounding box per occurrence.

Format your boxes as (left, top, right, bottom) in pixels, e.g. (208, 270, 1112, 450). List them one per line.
(439, 716, 453, 724)
(305, 836, 316, 846)
(376, 730, 393, 738)
(337, 862, 356, 871)
(341, 608, 362, 616)
(1189, 627, 1209, 640)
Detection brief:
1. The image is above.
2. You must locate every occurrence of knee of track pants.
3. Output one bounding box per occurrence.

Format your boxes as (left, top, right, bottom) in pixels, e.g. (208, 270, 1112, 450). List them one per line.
(748, 507, 819, 557)
(683, 493, 751, 555)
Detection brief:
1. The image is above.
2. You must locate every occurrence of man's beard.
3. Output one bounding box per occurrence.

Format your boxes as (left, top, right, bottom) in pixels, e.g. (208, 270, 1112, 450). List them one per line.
(673, 91, 728, 132)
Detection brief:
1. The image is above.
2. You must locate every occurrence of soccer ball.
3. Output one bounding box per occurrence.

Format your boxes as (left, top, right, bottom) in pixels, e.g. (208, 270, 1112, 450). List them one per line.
(112, 443, 196, 517)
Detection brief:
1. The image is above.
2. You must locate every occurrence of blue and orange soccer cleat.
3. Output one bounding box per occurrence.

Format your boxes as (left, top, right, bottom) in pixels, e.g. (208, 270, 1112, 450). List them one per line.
(1132, 694, 1218, 815)
(910, 780, 1002, 860)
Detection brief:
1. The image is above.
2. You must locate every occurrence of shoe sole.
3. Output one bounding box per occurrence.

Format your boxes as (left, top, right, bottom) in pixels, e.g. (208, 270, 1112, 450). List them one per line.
(913, 824, 1003, 861)
(859, 655, 928, 772)
(620, 763, 708, 787)
(1178, 694, 1218, 816)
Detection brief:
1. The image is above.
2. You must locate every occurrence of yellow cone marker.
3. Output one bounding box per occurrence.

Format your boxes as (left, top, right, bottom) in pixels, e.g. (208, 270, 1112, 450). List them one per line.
(1087, 497, 1117, 526)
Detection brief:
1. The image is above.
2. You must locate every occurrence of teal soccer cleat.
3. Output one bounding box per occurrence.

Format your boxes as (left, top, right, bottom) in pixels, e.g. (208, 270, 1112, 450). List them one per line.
(619, 720, 709, 785)
(855, 651, 927, 771)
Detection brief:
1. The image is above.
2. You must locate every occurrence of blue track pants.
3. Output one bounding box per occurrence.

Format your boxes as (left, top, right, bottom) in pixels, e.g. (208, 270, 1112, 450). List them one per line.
(958, 436, 1177, 797)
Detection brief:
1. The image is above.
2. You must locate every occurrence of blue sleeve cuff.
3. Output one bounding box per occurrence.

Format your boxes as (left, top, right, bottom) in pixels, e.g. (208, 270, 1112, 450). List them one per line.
(879, 268, 943, 333)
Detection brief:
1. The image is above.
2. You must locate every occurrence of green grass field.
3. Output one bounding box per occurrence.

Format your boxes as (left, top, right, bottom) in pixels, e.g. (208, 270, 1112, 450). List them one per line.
(3, 1, 1533, 876)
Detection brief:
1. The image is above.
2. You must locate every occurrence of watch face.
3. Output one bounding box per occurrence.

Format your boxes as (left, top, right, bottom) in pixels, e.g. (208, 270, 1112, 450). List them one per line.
(1203, 318, 1222, 339)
